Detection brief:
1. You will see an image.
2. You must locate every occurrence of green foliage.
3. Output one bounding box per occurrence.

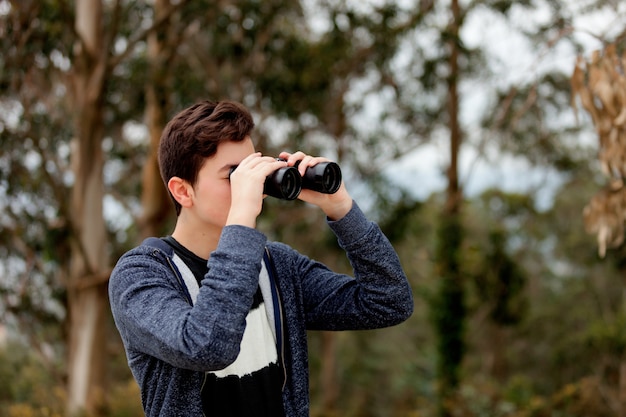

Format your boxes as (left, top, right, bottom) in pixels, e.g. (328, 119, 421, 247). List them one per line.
(0, 342, 65, 417)
(437, 375, 615, 417)
(377, 193, 424, 243)
(432, 214, 466, 406)
(464, 191, 533, 326)
(1, 0, 625, 416)
(104, 380, 143, 417)
(0, 340, 143, 417)
(474, 229, 527, 325)
(482, 72, 583, 171)
(585, 314, 626, 358)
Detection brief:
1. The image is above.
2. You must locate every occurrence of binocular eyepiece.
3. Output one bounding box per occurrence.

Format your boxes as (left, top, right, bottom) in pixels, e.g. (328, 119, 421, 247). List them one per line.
(230, 159, 342, 200)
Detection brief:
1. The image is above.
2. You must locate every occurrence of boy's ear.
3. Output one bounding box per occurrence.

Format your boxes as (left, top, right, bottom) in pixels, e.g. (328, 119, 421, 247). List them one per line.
(167, 177, 193, 208)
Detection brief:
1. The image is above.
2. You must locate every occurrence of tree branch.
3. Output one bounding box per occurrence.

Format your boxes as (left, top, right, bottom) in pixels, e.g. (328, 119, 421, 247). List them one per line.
(108, 0, 191, 69)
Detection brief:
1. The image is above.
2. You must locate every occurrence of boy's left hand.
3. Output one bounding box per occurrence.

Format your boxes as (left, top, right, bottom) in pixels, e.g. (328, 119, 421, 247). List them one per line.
(278, 151, 353, 221)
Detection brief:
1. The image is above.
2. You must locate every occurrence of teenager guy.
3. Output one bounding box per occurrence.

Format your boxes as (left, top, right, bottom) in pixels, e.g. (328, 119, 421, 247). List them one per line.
(108, 100, 413, 417)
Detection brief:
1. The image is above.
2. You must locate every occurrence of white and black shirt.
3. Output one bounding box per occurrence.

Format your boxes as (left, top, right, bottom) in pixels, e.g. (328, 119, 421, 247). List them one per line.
(163, 236, 285, 417)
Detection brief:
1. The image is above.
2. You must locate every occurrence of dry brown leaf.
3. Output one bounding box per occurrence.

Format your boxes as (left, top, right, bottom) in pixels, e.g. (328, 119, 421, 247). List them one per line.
(583, 183, 626, 257)
(614, 108, 626, 126)
(573, 44, 626, 256)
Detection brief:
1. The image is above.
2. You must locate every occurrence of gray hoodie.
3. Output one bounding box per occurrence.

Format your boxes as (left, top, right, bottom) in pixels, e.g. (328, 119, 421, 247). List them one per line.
(108, 202, 414, 416)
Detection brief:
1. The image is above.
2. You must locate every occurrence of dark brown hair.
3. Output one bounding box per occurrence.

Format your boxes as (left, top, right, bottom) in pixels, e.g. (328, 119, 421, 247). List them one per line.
(158, 100, 255, 215)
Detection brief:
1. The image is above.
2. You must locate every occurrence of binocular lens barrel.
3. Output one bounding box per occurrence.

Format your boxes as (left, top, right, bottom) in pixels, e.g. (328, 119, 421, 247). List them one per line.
(264, 166, 302, 200)
(301, 162, 342, 194)
(230, 159, 342, 200)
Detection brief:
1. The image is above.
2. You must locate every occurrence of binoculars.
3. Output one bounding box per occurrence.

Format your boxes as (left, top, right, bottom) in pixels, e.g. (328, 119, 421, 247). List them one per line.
(230, 159, 342, 200)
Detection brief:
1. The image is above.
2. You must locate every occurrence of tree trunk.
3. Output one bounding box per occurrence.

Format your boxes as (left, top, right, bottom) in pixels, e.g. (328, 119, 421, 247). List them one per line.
(66, 0, 109, 415)
(140, 0, 175, 239)
(434, 0, 465, 415)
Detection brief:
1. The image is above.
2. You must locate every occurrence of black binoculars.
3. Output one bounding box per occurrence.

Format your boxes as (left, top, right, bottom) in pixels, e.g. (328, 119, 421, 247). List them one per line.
(230, 159, 342, 200)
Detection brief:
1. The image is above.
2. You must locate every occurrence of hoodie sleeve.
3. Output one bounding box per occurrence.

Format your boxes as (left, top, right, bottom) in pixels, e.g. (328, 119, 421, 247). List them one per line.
(275, 202, 414, 331)
(108, 225, 267, 372)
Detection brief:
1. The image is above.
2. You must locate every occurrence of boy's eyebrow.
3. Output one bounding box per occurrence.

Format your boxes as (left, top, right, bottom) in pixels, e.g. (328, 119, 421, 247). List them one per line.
(219, 163, 238, 173)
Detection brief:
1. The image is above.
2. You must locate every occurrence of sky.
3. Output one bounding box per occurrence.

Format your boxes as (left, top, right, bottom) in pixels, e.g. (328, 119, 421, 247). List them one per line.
(373, 0, 626, 210)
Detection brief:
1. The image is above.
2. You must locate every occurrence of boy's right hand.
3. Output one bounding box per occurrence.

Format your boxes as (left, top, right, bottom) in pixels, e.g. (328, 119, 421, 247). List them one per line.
(226, 153, 288, 228)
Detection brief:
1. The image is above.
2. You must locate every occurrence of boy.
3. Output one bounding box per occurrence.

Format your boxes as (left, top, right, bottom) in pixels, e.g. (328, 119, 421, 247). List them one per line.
(108, 100, 413, 416)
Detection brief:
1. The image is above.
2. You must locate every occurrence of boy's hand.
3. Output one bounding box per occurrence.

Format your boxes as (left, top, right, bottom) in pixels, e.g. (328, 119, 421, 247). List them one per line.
(278, 151, 353, 221)
(226, 153, 288, 227)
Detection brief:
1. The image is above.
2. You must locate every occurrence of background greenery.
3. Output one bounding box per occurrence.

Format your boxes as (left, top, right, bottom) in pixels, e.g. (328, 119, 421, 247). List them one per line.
(1, 0, 625, 416)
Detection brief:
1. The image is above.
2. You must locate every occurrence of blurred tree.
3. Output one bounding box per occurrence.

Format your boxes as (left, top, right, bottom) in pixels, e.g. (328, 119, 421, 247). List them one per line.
(139, 0, 178, 239)
(65, 1, 110, 413)
(2, 0, 435, 415)
(464, 190, 531, 381)
(1, 0, 625, 416)
(430, 1, 466, 415)
(396, 0, 620, 414)
(65, 1, 189, 413)
(0, 0, 186, 414)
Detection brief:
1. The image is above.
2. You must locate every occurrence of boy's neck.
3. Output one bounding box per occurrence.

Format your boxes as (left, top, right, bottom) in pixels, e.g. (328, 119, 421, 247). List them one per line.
(170, 220, 221, 260)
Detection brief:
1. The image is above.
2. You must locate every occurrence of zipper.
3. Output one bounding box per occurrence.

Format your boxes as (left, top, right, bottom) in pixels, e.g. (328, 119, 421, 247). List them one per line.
(264, 247, 287, 390)
(163, 253, 193, 305)
(149, 240, 203, 415)
(148, 240, 193, 306)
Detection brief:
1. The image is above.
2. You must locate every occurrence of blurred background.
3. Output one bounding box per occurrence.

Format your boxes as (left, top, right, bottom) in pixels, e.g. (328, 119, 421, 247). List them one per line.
(1, 0, 626, 416)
